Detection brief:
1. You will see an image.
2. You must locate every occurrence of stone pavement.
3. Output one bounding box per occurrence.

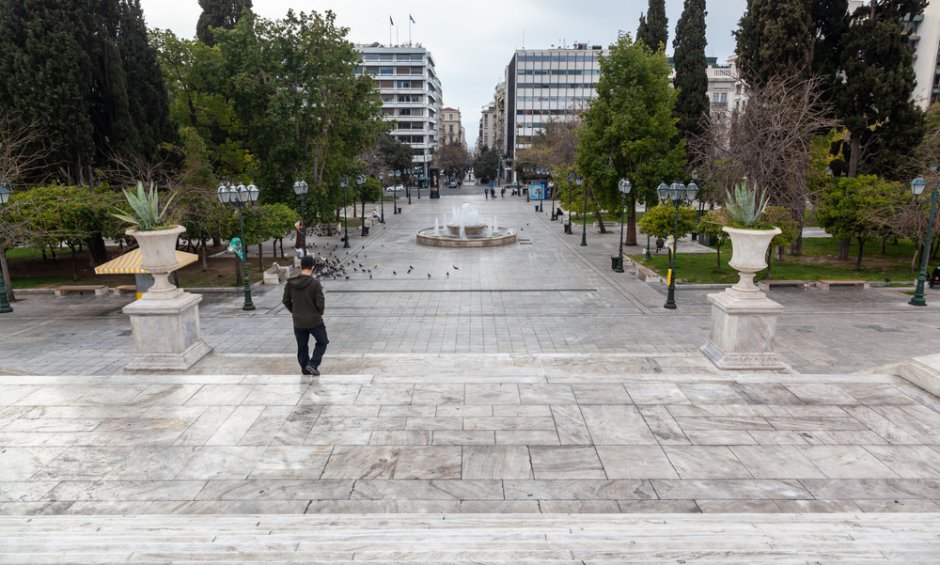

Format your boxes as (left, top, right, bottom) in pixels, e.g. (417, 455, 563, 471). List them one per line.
(1, 192, 939, 560)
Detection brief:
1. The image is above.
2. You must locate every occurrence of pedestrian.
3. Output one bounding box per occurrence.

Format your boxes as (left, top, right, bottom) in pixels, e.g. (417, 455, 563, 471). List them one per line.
(371, 208, 380, 224)
(282, 255, 329, 376)
(500, 187, 506, 198)
(294, 219, 307, 258)
(484, 187, 489, 200)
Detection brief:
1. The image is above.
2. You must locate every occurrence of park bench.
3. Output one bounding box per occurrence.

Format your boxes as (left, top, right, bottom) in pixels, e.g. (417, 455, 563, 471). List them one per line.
(817, 279, 871, 291)
(758, 280, 812, 292)
(635, 264, 662, 283)
(112, 285, 137, 295)
(53, 285, 108, 297)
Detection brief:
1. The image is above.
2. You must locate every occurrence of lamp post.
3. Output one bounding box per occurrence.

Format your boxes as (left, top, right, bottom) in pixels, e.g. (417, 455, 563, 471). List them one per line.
(909, 175, 939, 307)
(292, 180, 308, 223)
(217, 182, 260, 311)
(614, 178, 633, 273)
(407, 169, 412, 205)
(550, 175, 558, 220)
(566, 172, 587, 247)
(538, 168, 546, 212)
(0, 184, 12, 313)
(356, 175, 368, 236)
(658, 179, 698, 310)
(341, 176, 350, 249)
(392, 170, 401, 214)
(378, 172, 386, 223)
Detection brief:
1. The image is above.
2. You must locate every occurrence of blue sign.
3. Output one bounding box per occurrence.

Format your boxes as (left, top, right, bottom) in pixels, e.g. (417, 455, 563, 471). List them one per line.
(529, 181, 547, 200)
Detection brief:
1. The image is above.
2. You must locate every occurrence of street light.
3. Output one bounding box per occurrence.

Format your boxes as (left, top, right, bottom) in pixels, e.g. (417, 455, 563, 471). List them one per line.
(659, 179, 698, 310)
(909, 175, 939, 306)
(341, 176, 350, 249)
(0, 184, 13, 313)
(378, 172, 386, 223)
(217, 182, 260, 311)
(391, 170, 401, 214)
(356, 175, 368, 236)
(407, 169, 412, 205)
(292, 179, 308, 223)
(613, 178, 633, 273)
(550, 173, 558, 220)
(567, 172, 587, 247)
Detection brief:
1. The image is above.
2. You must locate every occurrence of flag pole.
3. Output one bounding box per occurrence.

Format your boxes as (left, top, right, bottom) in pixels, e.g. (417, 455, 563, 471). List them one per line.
(409, 17, 412, 46)
(389, 17, 393, 46)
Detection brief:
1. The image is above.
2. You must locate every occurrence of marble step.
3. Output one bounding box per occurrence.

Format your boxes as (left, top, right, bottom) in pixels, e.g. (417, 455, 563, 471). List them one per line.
(0, 513, 937, 563)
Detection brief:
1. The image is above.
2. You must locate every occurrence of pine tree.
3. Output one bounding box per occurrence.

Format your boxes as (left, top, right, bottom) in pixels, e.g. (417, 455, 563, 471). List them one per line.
(636, 0, 668, 51)
(837, 0, 926, 179)
(197, 0, 253, 46)
(734, 0, 813, 86)
(673, 0, 709, 142)
(117, 0, 176, 161)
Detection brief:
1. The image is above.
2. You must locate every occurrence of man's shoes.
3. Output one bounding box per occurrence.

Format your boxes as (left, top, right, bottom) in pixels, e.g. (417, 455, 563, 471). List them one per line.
(301, 367, 312, 376)
(305, 365, 320, 376)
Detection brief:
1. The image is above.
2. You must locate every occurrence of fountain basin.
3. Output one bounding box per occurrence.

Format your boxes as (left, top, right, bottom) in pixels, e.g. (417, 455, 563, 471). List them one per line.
(417, 227, 517, 247)
(447, 223, 487, 237)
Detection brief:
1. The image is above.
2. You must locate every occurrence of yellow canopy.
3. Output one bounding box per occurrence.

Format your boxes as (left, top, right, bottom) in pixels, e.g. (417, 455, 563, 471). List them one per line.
(94, 249, 199, 275)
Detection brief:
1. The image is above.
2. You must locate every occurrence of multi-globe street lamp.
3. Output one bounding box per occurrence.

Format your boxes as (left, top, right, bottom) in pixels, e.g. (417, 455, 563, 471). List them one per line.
(292, 179, 308, 223)
(909, 175, 939, 307)
(378, 172, 386, 223)
(567, 172, 587, 247)
(657, 179, 698, 310)
(356, 175, 368, 236)
(217, 182, 260, 311)
(340, 176, 350, 249)
(0, 184, 12, 313)
(613, 178, 633, 273)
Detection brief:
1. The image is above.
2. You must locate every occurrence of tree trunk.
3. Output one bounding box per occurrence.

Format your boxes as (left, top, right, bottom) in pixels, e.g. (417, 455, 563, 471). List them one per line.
(881, 238, 888, 254)
(716, 243, 722, 273)
(86, 234, 108, 266)
(790, 213, 805, 256)
(626, 206, 638, 246)
(848, 136, 861, 178)
(856, 237, 865, 270)
(765, 247, 774, 280)
(69, 244, 79, 281)
(839, 238, 850, 261)
(201, 237, 208, 271)
(590, 193, 607, 234)
(257, 243, 263, 272)
(0, 249, 14, 302)
(777, 245, 784, 262)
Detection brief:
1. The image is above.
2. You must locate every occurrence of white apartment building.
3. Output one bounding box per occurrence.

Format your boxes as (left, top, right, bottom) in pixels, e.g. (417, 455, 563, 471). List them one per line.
(356, 45, 442, 173)
(478, 101, 497, 152)
(440, 107, 465, 146)
(503, 45, 608, 182)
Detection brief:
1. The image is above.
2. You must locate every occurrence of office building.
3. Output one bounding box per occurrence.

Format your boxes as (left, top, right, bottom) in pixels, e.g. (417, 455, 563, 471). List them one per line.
(440, 107, 465, 146)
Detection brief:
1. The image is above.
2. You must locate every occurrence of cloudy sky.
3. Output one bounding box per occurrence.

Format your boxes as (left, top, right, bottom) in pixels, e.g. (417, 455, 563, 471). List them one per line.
(139, 0, 748, 147)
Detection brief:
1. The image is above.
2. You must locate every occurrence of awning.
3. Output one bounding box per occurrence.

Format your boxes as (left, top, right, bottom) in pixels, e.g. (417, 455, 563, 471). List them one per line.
(94, 249, 199, 275)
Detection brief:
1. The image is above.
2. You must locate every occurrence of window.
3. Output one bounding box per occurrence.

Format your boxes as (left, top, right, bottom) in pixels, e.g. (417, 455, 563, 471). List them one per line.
(711, 91, 728, 105)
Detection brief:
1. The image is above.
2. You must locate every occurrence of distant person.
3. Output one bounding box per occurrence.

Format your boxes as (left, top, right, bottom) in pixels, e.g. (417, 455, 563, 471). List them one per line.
(930, 265, 940, 288)
(283, 255, 328, 376)
(500, 187, 506, 198)
(484, 187, 489, 200)
(371, 208, 380, 223)
(294, 220, 306, 258)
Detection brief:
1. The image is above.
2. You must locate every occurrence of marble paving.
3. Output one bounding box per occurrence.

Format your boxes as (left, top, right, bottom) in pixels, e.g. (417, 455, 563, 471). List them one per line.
(1, 365, 939, 516)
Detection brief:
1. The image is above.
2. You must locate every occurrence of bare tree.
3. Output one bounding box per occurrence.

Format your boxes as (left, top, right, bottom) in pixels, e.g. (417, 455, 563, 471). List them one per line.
(690, 76, 836, 254)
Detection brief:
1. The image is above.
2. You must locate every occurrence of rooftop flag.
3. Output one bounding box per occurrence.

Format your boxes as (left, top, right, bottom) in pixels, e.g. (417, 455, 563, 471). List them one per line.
(389, 15, 394, 25)
(409, 14, 415, 24)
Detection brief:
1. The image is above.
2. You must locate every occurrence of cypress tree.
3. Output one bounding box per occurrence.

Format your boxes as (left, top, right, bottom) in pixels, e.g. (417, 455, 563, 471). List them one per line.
(672, 0, 709, 142)
(197, 0, 253, 46)
(636, 0, 668, 51)
(837, 0, 926, 179)
(117, 0, 176, 161)
(734, 0, 813, 86)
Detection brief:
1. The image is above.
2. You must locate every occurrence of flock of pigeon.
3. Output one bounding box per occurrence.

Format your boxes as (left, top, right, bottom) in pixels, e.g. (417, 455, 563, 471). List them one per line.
(298, 240, 461, 282)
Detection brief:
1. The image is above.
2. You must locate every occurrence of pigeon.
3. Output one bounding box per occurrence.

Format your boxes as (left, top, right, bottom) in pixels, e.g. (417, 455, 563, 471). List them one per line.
(409, 265, 414, 269)
(452, 265, 459, 270)
(446, 272, 449, 277)
(369, 274, 372, 279)
(393, 271, 397, 275)
(427, 274, 431, 279)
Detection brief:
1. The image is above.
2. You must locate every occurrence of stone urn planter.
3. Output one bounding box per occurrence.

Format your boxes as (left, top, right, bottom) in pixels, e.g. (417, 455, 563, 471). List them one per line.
(126, 225, 185, 300)
(723, 226, 782, 297)
(701, 225, 786, 370)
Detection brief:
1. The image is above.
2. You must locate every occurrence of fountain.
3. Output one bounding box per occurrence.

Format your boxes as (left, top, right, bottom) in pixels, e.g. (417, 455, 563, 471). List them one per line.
(417, 203, 517, 248)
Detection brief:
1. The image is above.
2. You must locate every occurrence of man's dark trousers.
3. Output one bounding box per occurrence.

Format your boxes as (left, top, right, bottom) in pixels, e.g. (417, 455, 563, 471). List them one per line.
(294, 324, 328, 371)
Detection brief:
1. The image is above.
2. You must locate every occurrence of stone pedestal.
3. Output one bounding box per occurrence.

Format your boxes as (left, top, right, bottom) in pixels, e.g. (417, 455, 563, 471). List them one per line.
(701, 290, 786, 370)
(123, 292, 212, 371)
(897, 353, 940, 397)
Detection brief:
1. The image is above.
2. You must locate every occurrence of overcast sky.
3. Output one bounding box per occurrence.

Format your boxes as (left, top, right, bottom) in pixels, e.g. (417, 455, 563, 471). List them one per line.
(139, 0, 747, 147)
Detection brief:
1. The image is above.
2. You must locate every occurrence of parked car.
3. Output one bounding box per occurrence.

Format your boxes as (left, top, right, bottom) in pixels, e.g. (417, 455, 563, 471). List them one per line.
(448, 181, 458, 189)
(384, 184, 404, 192)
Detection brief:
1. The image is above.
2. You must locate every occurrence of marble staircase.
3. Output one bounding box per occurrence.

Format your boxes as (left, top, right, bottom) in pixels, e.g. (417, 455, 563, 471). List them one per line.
(2, 513, 939, 563)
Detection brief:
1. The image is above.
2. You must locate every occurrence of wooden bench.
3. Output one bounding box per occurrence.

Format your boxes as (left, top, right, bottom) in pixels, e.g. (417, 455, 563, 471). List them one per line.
(817, 279, 870, 291)
(112, 285, 137, 295)
(53, 285, 108, 297)
(635, 264, 662, 283)
(758, 280, 812, 292)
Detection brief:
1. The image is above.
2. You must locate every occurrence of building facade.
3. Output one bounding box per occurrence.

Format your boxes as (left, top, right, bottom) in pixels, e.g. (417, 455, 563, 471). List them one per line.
(477, 101, 497, 152)
(356, 45, 442, 173)
(502, 45, 607, 182)
(440, 107, 465, 146)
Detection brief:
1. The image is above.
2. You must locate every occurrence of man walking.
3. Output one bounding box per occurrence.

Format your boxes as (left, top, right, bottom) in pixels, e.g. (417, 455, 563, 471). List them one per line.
(283, 255, 328, 376)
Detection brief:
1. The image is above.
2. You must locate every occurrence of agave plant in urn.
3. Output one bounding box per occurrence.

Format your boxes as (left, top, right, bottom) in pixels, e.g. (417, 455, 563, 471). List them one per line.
(113, 182, 184, 299)
(722, 180, 781, 297)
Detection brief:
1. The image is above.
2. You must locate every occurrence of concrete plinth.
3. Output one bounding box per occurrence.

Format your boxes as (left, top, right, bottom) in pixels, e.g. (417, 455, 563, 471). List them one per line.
(897, 353, 940, 397)
(701, 290, 786, 370)
(122, 292, 212, 371)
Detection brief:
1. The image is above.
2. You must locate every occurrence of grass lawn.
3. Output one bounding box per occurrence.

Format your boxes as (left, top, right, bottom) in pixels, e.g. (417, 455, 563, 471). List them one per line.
(630, 236, 924, 285)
